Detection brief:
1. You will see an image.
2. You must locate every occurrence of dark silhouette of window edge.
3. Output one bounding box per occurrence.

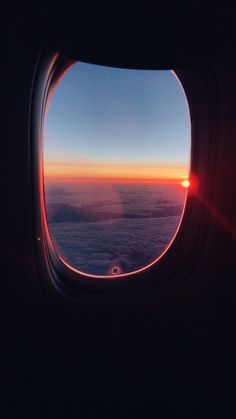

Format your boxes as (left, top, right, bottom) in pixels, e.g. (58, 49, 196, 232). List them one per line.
(30, 48, 222, 322)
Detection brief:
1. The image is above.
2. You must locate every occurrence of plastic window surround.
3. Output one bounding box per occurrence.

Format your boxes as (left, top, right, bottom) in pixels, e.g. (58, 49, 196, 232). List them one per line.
(31, 51, 216, 319)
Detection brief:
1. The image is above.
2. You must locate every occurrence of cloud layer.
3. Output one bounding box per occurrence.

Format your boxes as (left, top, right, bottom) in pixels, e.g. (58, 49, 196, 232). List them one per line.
(45, 182, 186, 275)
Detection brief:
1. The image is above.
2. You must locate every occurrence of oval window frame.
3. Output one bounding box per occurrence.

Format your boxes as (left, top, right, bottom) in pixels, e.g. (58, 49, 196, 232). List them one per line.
(31, 50, 216, 320)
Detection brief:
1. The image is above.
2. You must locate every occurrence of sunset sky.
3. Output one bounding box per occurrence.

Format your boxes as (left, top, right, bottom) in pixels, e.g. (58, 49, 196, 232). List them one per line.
(44, 63, 190, 182)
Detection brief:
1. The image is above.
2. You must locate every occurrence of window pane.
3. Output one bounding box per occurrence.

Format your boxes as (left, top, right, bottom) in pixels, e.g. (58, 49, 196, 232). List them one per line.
(44, 63, 190, 276)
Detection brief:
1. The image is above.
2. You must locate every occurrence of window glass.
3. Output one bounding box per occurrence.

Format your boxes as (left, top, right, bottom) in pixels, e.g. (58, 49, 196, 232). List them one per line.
(44, 63, 190, 276)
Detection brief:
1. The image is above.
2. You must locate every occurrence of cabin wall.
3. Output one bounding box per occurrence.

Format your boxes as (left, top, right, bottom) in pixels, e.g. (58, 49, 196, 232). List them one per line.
(2, 5, 236, 418)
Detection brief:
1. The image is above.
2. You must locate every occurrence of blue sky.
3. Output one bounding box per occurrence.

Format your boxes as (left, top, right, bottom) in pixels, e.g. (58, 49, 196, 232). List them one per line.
(45, 62, 190, 169)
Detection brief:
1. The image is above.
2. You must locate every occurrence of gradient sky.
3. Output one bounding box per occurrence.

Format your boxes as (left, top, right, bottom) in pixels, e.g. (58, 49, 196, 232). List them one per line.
(44, 62, 190, 181)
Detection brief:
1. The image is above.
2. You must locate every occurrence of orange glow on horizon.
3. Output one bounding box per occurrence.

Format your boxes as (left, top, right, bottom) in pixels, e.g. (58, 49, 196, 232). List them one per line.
(44, 161, 188, 183)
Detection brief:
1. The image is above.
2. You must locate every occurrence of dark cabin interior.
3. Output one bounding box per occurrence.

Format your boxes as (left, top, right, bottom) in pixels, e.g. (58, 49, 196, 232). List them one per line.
(2, 4, 236, 418)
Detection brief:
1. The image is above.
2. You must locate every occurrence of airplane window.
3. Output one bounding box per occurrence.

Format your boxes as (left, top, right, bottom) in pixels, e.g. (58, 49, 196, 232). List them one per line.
(44, 63, 190, 277)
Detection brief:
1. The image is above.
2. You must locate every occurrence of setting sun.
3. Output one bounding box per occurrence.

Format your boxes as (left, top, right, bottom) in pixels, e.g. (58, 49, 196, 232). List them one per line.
(181, 180, 190, 188)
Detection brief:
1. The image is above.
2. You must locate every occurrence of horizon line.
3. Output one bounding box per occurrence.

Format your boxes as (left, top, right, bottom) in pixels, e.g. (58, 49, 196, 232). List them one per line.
(44, 176, 188, 184)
